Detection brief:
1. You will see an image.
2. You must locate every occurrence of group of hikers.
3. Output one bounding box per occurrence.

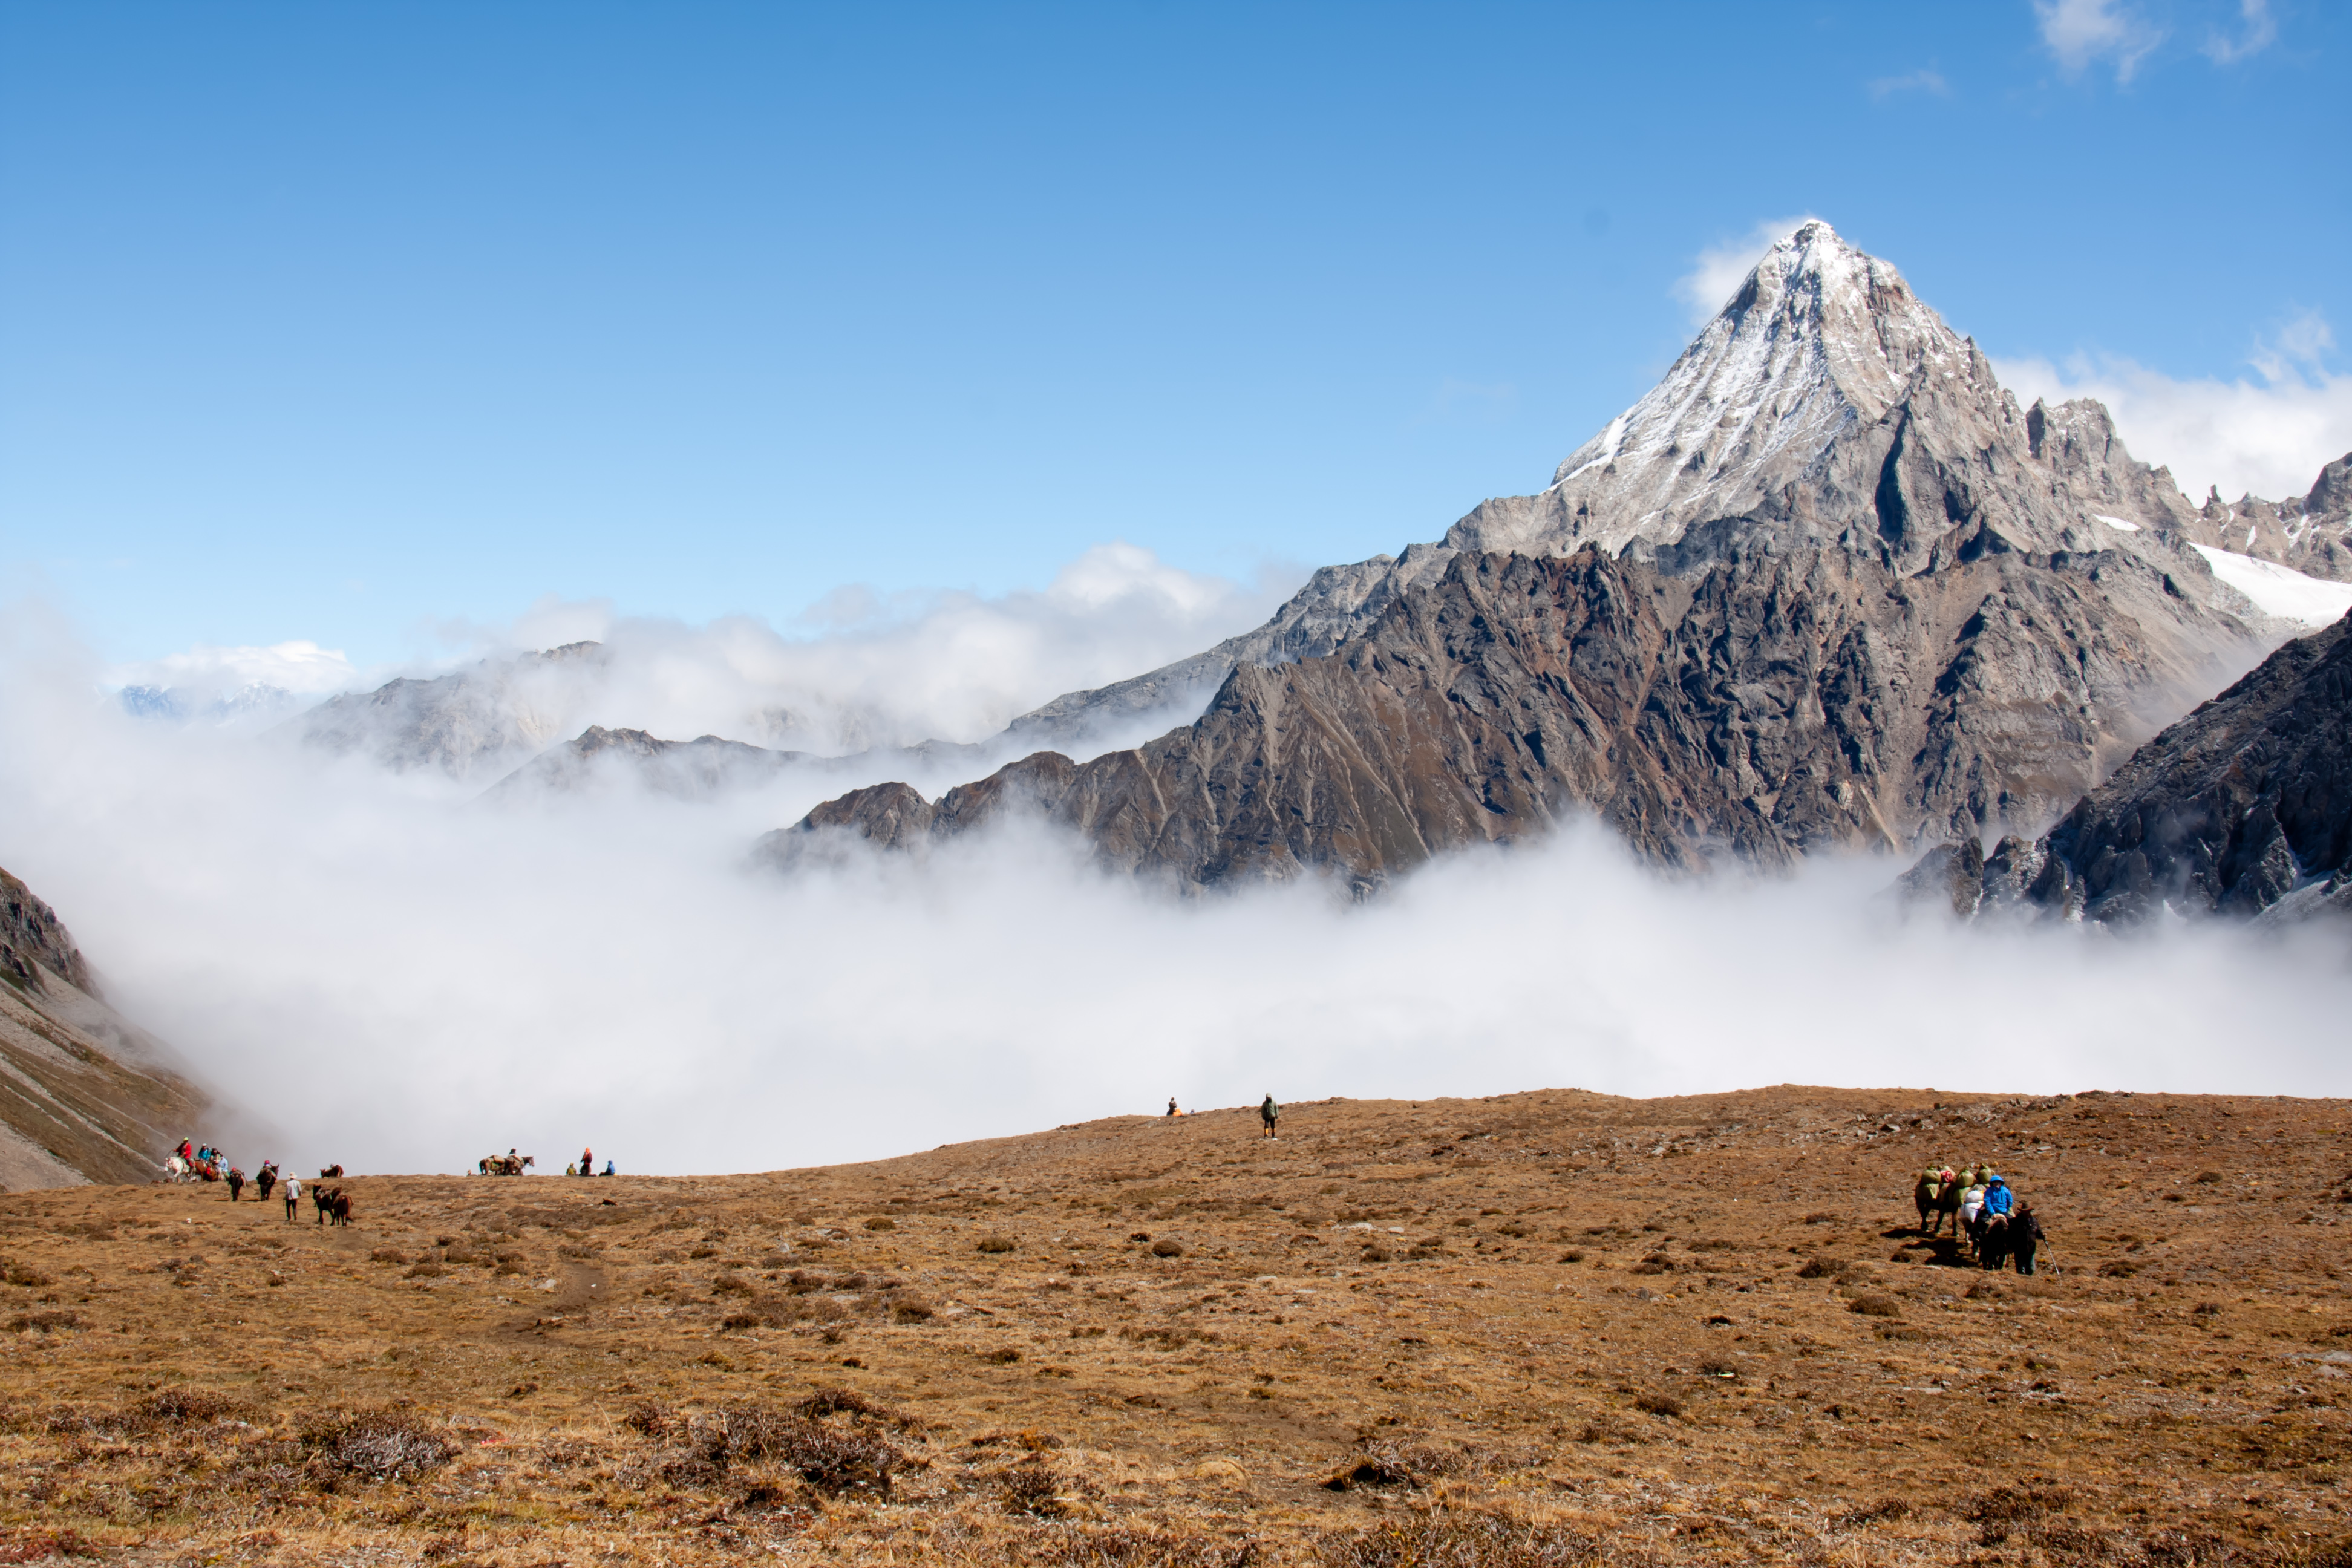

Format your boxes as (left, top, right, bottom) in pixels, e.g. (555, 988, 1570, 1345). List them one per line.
(566, 1146, 615, 1177)
(1914, 1163, 2045, 1273)
(1163, 1095, 1282, 1138)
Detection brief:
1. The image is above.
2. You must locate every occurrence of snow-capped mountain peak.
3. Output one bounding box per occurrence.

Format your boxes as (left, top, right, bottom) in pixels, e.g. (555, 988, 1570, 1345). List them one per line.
(1454, 220, 1997, 559)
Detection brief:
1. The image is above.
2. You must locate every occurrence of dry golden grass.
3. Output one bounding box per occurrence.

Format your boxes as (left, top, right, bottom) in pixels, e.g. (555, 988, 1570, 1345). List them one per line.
(1, 1084, 2349, 1564)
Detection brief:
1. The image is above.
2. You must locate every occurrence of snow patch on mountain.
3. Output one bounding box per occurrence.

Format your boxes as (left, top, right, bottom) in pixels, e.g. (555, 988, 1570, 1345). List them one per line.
(2190, 545, 2352, 629)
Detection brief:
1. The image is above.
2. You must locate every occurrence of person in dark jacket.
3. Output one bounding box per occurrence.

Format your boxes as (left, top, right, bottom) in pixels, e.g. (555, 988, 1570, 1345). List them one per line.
(226, 1166, 244, 1202)
(1259, 1094, 1279, 1139)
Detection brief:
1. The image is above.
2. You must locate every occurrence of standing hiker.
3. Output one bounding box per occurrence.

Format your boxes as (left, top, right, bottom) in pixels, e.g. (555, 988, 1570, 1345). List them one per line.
(1259, 1094, 1279, 1140)
(283, 1174, 301, 1224)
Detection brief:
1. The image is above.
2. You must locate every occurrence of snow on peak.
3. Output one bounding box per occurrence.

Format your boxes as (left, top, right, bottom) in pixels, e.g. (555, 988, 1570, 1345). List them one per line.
(1454, 220, 1987, 559)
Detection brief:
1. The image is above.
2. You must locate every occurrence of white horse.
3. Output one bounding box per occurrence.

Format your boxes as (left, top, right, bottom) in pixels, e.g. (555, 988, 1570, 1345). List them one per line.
(163, 1155, 191, 1181)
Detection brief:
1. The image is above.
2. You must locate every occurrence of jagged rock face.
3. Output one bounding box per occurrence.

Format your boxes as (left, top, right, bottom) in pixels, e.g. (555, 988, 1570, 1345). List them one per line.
(1008, 221, 2289, 749)
(1928, 610, 2352, 927)
(769, 535, 2252, 889)
(1, 867, 94, 996)
(0, 866, 206, 1188)
(2183, 452, 2352, 584)
(292, 642, 605, 780)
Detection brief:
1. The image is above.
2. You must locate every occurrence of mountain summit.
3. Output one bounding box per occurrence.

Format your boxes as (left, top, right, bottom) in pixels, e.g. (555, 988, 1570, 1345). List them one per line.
(773, 223, 2331, 890)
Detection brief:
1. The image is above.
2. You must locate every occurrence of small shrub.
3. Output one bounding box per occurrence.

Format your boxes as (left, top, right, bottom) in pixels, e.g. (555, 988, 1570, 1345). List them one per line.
(688, 1246, 718, 1259)
(981, 1347, 1022, 1364)
(890, 1295, 936, 1323)
(4, 1263, 54, 1288)
(1795, 1256, 1844, 1279)
(1848, 1294, 1903, 1318)
(1361, 1245, 1392, 1263)
(402, 1263, 447, 1280)
(999, 1459, 1072, 1517)
(977, 1235, 1017, 1255)
(2194, 1170, 2221, 1184)
(1633, 1392, 1683, 1418)
(493, 1261, 524, 1276)
(720, 1313, 759, 1331)
(864, 1217, 897, 1231)
(367, 1249, 407, 1265)
(1150, 1239, 1184, 1258)
(6, 1310, 81, 1334)
(301, 1408, 460, 1480)
(1558, 1249, 1584, 1263)
(711, 1273, 752, 1296)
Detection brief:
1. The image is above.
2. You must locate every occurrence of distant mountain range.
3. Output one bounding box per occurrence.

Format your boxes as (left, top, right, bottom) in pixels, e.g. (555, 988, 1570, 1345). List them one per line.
(258, 221, 2352, 924)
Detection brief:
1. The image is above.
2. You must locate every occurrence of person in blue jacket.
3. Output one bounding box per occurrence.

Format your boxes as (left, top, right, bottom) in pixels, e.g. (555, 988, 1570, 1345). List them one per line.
(1982, 1175, 2015, 1217)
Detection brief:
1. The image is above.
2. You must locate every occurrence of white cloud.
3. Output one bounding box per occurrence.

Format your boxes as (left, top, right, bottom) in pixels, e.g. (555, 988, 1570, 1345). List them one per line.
(2034, 0, 2165, 82)
(1673, 215, 1816, 328)
(151, 544, 1299, 762)
(1994, 311, 2352, 502)
(1867, 67, 1950, 101)
(2203, 0, 2276, 63)
(8, 593, 2351, 1181)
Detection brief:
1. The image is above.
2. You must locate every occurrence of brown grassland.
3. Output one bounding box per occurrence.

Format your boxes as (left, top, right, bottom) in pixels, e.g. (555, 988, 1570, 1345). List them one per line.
(1, 1085, 2349, 1566)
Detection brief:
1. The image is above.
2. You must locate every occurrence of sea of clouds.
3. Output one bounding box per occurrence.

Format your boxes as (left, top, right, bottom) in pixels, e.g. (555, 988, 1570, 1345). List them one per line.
(7, 564, 2350, 1181)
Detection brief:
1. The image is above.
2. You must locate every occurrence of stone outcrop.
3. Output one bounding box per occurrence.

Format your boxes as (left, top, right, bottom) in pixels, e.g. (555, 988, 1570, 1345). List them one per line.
(1919, 609, 2352, 927)
(765, 531, 2252, 890)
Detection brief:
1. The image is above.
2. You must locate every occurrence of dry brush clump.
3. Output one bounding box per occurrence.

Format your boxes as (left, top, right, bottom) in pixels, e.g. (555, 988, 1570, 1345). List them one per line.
(622, 1395, 910, 1496)
(298, 1406, 461, 1481)
(1310, 1509, 1607, 1568)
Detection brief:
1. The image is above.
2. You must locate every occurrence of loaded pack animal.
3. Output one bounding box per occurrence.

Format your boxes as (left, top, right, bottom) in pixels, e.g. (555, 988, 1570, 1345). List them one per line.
(318, 1163, 344, 1179)
(312, 1183, 336, 1225)
(253, 1162, 277, 1201)
(226, 1167, 245, 1202)
(1913, 1166, 1965, 1237)
(477, 1154, 535, 1177)
(1977, 1203, 2045, 1274)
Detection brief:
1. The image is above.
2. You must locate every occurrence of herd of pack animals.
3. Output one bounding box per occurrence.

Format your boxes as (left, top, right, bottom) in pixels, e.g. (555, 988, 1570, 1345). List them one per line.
(1913, 1163, 2047, 1273)
(155, 1138, 2052, 1275)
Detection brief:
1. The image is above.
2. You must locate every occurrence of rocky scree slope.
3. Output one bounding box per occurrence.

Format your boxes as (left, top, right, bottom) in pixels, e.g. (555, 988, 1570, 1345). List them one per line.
(1907, 607, 2352, 926)
(0, 867, 203, 1189)
(776, 223, 2286, 885)
(766, 531, 2246, 891)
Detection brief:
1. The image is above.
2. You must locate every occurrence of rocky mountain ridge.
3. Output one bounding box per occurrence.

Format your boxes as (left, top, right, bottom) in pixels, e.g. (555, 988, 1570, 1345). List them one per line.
(1906, 607, 2352, 927)
(999, 223, 2347, 750)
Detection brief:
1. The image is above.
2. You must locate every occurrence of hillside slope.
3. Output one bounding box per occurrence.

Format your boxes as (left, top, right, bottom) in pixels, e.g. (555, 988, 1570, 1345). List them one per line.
(0, 866, 204, 1189)
(0, 1083, 2343, 1563)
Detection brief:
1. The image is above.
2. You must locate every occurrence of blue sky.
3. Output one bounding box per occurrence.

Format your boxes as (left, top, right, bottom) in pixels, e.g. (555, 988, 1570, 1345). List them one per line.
(3, 0, 2347, 676)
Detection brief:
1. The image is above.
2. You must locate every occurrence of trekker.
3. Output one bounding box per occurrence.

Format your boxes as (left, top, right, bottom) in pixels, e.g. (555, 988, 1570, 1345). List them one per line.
(283, 1175, 300, 1223)
(226, 1167, 244, 1202)
(580, 1146, 593, 1178)
(1166, 1097, 1178, 1117)
(1984, 1175, 2015, 1218)
(602, 1159, 615, 1177)
(1259, 1094, 1279, 1140)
